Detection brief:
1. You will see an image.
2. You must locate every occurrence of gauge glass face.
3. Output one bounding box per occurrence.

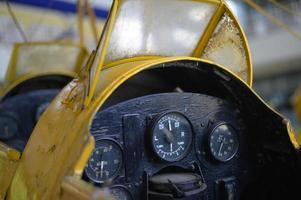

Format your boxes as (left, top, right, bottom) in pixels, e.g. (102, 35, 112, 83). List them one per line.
(110, 186, 133, 200)
(151, 112, 193, 162)
(0, 115, 18, 140)
(209, 124, 239, 162)
(85, 139, 123, 183)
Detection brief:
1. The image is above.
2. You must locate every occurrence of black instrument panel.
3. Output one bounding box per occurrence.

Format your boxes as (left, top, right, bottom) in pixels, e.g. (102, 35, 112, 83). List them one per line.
(84, 92, 260, 199)
(0, 89, 59, 151)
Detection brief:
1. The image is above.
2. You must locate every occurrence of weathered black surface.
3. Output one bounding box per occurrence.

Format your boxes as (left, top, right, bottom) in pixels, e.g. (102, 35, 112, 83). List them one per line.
(1, 75, 71, 101)
(0, 89, 59, 150)
(87, 93, 252, 199)
(87, 91, 301, 200)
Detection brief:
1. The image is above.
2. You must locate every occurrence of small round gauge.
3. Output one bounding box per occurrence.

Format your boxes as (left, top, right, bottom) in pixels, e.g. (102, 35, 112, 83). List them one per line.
(0, 114, 18, 140)
(151, 112, 193, 162)
(35, 102, 50, 122)
(85, 139, 123, 183)
(209, 123, 239, 162)
(109, 185, 133, 200)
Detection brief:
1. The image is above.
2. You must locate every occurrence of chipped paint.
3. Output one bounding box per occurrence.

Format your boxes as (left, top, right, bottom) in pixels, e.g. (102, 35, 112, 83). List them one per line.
(202, 13, 249, 82)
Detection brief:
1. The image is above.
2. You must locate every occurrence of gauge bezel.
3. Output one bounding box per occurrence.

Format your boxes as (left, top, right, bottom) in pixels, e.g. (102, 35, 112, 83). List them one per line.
(149, 111, 193, 162)
(110, 185, 134, 200)
(85, 138, 123, 183)
(208, 122, 239, 162)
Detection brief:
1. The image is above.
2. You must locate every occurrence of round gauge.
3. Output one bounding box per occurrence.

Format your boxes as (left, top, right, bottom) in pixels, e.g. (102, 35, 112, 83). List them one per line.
(85, 139, 123, 183)
(151, 112, 193, 162)
(209, 123, 239, 162)
(35, 102, 50, 121)
(109, 185, 133, 200)
(0, 114, 18, 140)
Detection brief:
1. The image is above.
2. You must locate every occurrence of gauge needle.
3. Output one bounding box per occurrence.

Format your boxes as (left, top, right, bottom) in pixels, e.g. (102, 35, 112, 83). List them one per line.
(100, 161, 104, 178)
(168, 119, 172, 131)
(218, 138, 225, 156)
(218, 142, 223, 156)
(163, 128, 174, 143)
(170, 143, 173, 152)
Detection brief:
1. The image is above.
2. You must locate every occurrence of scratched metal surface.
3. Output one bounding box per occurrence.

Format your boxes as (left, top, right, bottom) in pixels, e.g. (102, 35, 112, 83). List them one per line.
(202, 13, 249, 82)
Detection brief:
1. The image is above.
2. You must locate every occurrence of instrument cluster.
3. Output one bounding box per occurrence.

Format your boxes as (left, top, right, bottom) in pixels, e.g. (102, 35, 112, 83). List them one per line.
(0, 89, 59, 151)
(83, 92, 256, 199)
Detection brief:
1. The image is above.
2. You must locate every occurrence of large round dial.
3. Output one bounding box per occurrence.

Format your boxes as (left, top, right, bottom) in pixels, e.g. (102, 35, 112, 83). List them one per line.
(151, 112, 193, 162)
(209, 123, 239, 162)
(0, 114, 18, 140)
(85, 139, 123, 183)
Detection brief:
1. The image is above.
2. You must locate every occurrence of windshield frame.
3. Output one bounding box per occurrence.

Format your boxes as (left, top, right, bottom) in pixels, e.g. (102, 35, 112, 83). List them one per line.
(84, 0, 253, 106)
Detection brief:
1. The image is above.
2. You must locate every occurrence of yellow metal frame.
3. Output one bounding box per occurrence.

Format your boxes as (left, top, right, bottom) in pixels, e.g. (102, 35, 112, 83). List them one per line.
(4, 1, 297, 199)
(293, 85, 301, 124)
(77, 0, 100, 46)
(193, 2, 225, 57)
(84, 0, 119, 106)
(0, 142, 20, 199)
(1, 41, 88, 98)
(6, 57, 299, 200)
(5, 41, 87, 83)
(84, 0, 253, 106)
(74, 135, 95, 178)
(60, 176, 96, 200)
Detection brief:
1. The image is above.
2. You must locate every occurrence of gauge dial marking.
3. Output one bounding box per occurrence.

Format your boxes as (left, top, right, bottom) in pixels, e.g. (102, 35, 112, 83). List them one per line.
(85, 139, 123, 183)
(151, 112, 192, 162)
(168, 118, 172, 131)
(209, 124, 239, 162)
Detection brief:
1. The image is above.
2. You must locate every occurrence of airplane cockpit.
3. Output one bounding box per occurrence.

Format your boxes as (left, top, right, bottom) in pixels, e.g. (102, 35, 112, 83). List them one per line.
(0, 0, 301, 200)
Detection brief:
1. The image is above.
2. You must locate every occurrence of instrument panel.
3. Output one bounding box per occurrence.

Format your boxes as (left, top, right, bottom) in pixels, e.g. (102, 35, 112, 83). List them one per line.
(83, 92, 259, 199)
(0, 88, 298, 199)
(0, 89, 59, 151)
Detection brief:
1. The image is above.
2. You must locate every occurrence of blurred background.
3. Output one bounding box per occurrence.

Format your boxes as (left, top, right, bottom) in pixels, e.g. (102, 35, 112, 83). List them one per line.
(0, 0, 301, 131)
